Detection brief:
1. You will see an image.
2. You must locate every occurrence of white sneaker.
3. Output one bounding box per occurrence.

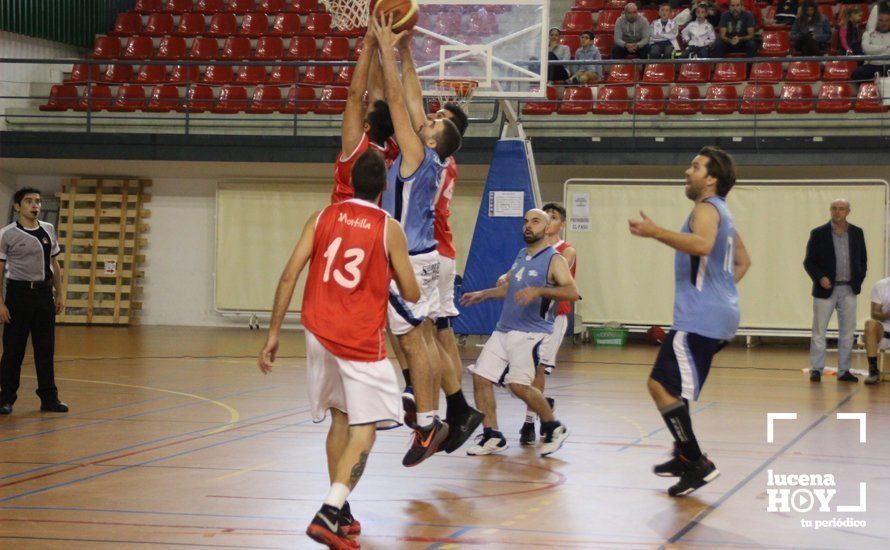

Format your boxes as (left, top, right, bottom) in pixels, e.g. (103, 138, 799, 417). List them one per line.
(466, 432, 509, 456)
(540, 424, 569, 457)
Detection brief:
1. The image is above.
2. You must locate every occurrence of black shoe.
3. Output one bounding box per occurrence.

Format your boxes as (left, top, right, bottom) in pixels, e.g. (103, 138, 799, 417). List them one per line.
(654, 445, 685, 477)
(306, 505, 358, 549)
(0, 403, 12, 415)
(837, 371, 858, 383)
(865, 370, 881, 385)
(40, 401, 69, 413)
(440, 407, 484, 454)
(668, 455, 720, 497)
(810, 370, 821, 382)
(520, 421, 536, 445)
(402, 418, 449, 467)
(539, 398, 556, 436)
(401, 386, 416, 428)
(339, 501, 361, 536)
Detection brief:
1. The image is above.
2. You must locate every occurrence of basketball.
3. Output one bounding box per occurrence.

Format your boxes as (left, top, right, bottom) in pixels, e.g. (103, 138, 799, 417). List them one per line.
(646, 326, 666, 345)
(372, 0, 420, 33)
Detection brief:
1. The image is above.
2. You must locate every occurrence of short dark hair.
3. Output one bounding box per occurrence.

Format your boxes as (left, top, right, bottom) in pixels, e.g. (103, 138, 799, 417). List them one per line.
(442, 103, 469, 136)
(542, 202, 567, 222)
(698, 146, 736, 197)
(366, 100, 394, 146)
(580, 30, 594, 40)
(14, 187, 41, 205)
(351, 149, 387, 201)
(433, 118, 462, 160)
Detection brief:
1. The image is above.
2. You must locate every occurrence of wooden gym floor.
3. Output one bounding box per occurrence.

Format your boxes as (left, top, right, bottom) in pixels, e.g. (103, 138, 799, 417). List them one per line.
(0, 326, 888, 549)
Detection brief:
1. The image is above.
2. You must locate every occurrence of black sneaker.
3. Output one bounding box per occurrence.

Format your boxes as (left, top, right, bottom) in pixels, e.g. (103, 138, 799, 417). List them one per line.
(865, 370, 881, 385)
(540, 421, 569, 457)
(653, 445, 685, 477)
(519, 422, 536, 445)
(306, 505, 358, 549)
(339, 501, 361, 536)
(40, 401, 68, 413)
(0, 403, 12, 415)
(810, 370, 821, 382)
(402, 418, 449, 467)
(538, 398, 557, 436)
(402, 386, 416, 428)
(837, 371, 859, 383)
(668, 456, 720, 497)
(440, 407, 484, 454)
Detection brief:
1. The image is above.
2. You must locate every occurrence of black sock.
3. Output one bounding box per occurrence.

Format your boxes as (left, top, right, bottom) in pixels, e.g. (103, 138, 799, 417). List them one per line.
(868, 356, 878, 373)
(660, 401, 702, 461)
(540, 419, 561, 434)
(402, 368, 412, 389)
(445, 390, 469, 418)
(483, 427, 503, 439)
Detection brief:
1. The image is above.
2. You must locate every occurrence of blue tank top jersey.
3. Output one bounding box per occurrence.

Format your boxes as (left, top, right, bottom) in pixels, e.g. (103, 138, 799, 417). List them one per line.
(382, 147, 446, 254)
(673, 196, 740, 340)
(497, 246, 559, 334)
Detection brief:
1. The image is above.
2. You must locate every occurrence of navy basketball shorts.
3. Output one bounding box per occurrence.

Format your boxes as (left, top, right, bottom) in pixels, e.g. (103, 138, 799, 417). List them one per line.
(650, 329, 725, 401)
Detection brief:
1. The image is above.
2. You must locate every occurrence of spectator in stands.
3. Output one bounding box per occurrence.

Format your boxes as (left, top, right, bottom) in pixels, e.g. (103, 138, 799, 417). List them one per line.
(867, 0, 890, 33)
(680, 4, 717, 57)
(852, 5, 890, 80)
(773, 0, 800, 26)
(791, 1, 832, 55)
(838, 7, 864, 56)
(547, 27, 571, 83)
(568, 30, 603, 84)
(714, 0, 758, 58)
(612, 2, 652, 59)
(674, 1, 721, 29)
(649, 3, 680, 59)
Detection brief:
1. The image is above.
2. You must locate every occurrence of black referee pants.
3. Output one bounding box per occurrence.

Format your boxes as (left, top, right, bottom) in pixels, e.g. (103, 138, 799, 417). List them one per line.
(0, 285, 57, 405)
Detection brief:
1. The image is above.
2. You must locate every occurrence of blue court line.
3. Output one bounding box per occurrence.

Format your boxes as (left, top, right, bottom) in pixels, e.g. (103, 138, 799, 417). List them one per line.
(661, 390, 860, 548)
(615, 401, 717, 452)
(0, 535, 279, 549)
(425, 526, 474, 550)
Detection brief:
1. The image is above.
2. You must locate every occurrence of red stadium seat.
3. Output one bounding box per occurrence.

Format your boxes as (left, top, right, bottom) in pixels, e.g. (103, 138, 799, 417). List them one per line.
(641, 10, 658, 23)
(260, 0, 287, 11)
(111, 13, 143, 36)
(854, 83, 884, 113)
(319, 37, 349, 60)
(157, 36, 187, 59)
(135, 0, 163, 13)
(573, 0, 605, 9)
(595, 10, 621, 35)
(270, 13, 301, 36)
(100, 63, 134, 83)
(305, 12, 332, 36)
(165, 0, 194, 13)
(785, 61, 821, 82)
(145, 84, 181, 112)
(749, 62, 783, 83)
(763, 6, 789, 31)
(208, 13, 238, 37)
(417, 36, 442, 63)
(190, 37, 220, 60)
(818, 4, 834, 23)
(315, 86, 348, 114)
(665, 85, 701, 114)
(236, 65, 268, 84)
(108, 85, 147, 112)
(222, 36, 252, 60)
(282, 85, 316, 113)
(815, 83, 853, 113)
(247, 85, 283, 113)
(196, 0, 225, 12)
(642, 63, 675, 84)
(286, 36, 317, 60)
(168, 64, 200, 83)
(712, 62, 746, 83)
(254, 36, 284, 59)
(288, 0, 317, 14)
(606, 64, 638, 85)
(91, 36, 121, 59)
(777, 83, 814, 113)
(559, 35, 581, 58)
(760, 30, 790, 57)
(211, 85, 249, 113)
(178, 84, 215, 112)
(143, 13, 174, 36)
(591, 85, 630, 114)
(136, 64, 168, 84)
(40, 84, 79, 111)
(269, 64, 298, 84)
(593, 35, 614, 58)
(521, 86, 558, 115)
(176, 13, 206, 36)
(606, 0, 628, 8)
(75, 84, 114, 111)
(677, 62, 710, 83)
(822, 60, 856, 82)
(563, 11, 594, 34)
(557, 86, 593, 114)
(630, 85, 665, 114)
(334, 65, 353, 85)
(302, 65, 334, 86)
(65, 63, 101, 83)
(228, 0, 257, 13)
(202, 64, 234, 84)
(240, 12, 270, 37)
(739, 84, 776, 114)
(702, 85, 739, 114)
(123, 36, 155, 59)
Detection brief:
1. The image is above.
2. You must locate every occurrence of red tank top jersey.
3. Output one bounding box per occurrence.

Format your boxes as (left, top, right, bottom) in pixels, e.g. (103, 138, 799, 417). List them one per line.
(433, 156, 458, 259)
(302, 199, 393, 361)
(332, 133, 400, 204)
(554, 240, 576, 316)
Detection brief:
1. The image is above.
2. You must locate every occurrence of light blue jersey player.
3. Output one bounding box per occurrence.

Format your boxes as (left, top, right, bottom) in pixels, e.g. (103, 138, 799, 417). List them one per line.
(630, 146, 751, 498)
(461, 209, 580, 458)
(382, 147, 447, 256)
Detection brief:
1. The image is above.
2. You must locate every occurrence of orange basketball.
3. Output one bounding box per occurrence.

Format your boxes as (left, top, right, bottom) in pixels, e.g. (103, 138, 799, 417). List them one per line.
(372, 0, 419, 32)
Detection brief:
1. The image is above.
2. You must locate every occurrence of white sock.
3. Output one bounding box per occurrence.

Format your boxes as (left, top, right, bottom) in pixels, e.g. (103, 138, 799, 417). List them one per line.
(323, 482, 350, 510)
(525, 412, 536, 424)
(417, 410, 437, 429)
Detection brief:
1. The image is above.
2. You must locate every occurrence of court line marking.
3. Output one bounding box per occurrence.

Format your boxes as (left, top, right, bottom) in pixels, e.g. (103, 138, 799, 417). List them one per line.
(0, 536, 278, 549)
(616, 401, 717, 452)
(661, 390, 859, 548)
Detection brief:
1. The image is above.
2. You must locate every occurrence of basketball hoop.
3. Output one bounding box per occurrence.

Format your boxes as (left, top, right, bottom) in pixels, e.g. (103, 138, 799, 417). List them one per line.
(432, 79, 478, 108)
(321, 0, 371, 30)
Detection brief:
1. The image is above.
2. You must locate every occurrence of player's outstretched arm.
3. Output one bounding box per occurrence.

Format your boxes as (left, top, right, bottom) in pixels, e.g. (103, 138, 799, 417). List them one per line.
(628, 202, 718, 256)
(733, 230, 751, 283)
(386, 218, 420, 303)
(397, 32, 427, 130)
(372, 14, 425, 175)
(460, 283, 509, 306)
(515, 255, 580, 306)
(342, 29, 378, 156)
(367, 42, 384, 104)
(258, 212, 318, 373)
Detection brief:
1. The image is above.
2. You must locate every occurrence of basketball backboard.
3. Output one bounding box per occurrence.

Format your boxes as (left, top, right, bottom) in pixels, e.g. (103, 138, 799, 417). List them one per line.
(414, 0, 549, 99)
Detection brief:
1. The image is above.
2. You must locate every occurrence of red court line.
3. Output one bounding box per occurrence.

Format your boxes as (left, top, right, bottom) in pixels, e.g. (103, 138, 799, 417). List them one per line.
(0, 516, 297, 535)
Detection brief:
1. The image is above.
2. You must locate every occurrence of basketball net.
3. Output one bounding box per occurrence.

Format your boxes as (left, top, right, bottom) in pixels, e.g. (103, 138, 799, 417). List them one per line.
(321, 0, 371, 30)
(432, 79, 478, 109)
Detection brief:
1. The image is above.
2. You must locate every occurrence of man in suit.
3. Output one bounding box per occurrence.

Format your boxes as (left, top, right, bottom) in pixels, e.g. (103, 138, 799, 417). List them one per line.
(803, 199, 867, 382)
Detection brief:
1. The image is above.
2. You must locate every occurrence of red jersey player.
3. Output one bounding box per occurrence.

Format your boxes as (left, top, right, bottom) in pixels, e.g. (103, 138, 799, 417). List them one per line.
(258, 150, 419, 549)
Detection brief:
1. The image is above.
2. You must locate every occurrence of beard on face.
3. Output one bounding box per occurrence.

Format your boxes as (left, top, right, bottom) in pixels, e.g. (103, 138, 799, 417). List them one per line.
(524, 230, 545, 244)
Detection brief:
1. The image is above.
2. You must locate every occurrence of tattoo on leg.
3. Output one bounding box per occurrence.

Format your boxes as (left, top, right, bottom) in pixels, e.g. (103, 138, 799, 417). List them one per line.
(348, 451, 370, 489)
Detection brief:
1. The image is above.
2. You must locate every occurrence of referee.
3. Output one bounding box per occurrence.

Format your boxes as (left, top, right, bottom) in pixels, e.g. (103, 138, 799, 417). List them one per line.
(0, 187, 67, 414)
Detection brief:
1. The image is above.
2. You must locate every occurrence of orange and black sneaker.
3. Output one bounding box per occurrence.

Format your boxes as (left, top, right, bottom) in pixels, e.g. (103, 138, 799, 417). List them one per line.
(306, 505, 359, 549)
(339, 501, 361, 536)
(402, 418, 449, 467)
